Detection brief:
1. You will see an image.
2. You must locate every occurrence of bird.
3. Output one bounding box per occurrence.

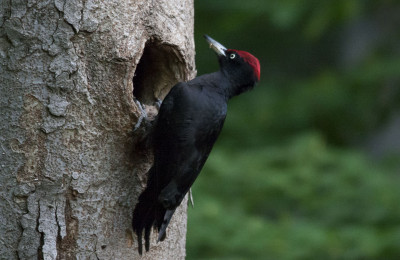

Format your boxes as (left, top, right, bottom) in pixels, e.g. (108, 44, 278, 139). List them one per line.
(132, 34, 260, 255)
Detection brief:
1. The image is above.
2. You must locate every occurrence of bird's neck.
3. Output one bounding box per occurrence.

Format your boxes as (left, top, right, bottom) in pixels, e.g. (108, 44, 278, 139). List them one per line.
(201, 72, 231, 100)
(199, 71, 253, 100)
(219, 71, 254, 99)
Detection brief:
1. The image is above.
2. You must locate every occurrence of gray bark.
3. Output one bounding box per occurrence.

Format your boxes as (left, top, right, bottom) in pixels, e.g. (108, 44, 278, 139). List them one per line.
(0, 0, 195, 259)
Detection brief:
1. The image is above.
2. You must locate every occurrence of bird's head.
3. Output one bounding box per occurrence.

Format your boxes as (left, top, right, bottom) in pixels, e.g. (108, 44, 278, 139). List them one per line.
(204, 35, 260, 97)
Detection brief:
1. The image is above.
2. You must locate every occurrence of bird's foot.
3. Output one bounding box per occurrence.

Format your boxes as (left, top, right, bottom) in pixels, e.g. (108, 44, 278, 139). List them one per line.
(154, 98, 163, 110)
(133, 99, 148, 131)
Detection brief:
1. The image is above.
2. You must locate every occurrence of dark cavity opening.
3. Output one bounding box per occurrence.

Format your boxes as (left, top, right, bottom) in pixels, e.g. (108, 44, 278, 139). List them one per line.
(133, 40, 186, 106)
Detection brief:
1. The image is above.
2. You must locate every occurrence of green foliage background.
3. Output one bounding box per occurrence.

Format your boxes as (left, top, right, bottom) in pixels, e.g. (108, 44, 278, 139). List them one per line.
(186, 1, 400, 259)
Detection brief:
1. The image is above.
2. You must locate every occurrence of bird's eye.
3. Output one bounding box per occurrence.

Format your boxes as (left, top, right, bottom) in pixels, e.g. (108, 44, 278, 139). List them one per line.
(230, 53, 236, 59)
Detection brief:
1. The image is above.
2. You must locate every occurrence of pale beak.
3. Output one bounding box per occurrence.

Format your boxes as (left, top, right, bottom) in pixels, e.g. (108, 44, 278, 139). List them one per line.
(204, 34, 227, 57)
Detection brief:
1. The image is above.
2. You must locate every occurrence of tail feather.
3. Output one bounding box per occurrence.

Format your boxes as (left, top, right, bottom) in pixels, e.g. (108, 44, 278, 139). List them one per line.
(132, 167, 179, 254)
(132, 185, 159, 255)
(144, 222, 151, 252)
(132, 167, 169, 255)
(137, 229, 143, 255)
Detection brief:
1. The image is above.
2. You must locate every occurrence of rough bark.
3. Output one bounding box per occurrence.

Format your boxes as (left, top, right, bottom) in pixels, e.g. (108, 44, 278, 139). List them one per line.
(0, 1, 195, 259)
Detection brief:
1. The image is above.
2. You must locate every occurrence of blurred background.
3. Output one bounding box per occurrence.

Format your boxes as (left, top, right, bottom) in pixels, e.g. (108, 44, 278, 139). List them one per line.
(186, 1, 400, 259)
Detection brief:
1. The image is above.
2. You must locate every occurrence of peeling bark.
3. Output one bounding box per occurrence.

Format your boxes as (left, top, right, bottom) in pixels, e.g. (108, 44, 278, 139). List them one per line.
(0, 1, 195, 259)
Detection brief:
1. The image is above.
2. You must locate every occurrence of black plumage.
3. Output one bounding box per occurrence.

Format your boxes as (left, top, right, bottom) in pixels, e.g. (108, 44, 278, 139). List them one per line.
(132, 35, 260, 254)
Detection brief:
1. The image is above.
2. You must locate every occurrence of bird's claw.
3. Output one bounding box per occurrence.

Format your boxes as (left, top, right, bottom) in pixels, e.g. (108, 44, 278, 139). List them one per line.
(188, 188, 194, 208)
(134, 99, 148, 131)
(155, 98, 163, 110)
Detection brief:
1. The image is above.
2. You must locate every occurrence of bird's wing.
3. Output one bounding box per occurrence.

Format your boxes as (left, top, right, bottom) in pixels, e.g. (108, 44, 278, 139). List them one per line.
(153, 82, 226, 208)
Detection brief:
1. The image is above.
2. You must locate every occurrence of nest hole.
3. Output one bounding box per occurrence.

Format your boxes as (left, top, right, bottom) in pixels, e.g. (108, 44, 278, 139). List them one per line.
(133, 40, 186, 106)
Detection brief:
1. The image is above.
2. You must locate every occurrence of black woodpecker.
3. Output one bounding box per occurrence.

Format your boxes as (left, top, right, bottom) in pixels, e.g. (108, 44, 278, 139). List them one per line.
(132, 35, 260, 254)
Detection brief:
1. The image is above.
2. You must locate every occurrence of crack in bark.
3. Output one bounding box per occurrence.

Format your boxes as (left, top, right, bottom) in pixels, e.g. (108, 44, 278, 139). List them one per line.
(16, 220, 23, 260)
(54, 0, 80, 33)
(80, 0, 85, 29)
(36, 201, 44, 260)
(56, 188, 78, 260)
(64, 0, 81, 33)
(55, 204, 62, 259)
(93, 235, 100, 260)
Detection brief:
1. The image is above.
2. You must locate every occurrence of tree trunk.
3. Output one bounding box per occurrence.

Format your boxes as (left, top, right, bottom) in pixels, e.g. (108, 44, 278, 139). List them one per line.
(0, 1, 195, 259)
